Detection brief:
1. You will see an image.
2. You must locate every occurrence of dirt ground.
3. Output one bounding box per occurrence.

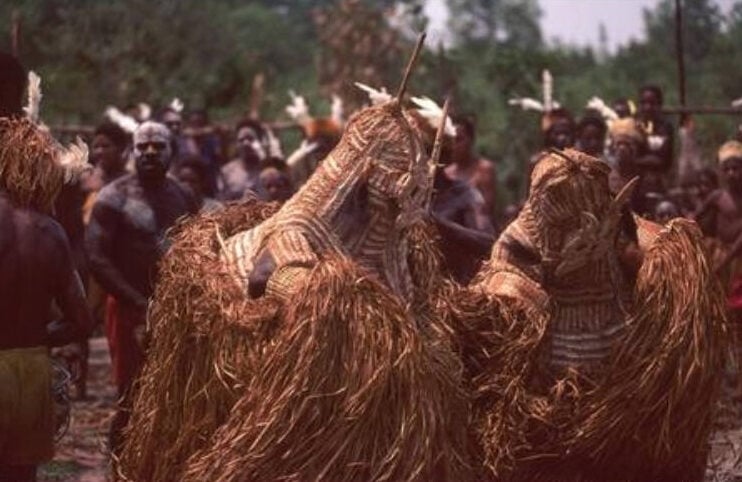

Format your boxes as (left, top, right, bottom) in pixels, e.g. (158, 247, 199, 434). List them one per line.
(38, 337, 114, 482)
(35, 336, 742, 481)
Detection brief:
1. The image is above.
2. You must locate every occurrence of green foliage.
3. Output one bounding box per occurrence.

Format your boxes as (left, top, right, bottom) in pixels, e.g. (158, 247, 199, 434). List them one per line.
(2, 0, 741, 207)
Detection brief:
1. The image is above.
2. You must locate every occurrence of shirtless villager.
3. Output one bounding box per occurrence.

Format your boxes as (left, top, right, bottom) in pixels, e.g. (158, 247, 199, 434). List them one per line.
(697, 141, 742, 307)
(86, 121, 197, 453)
(0, 52, 93, 482)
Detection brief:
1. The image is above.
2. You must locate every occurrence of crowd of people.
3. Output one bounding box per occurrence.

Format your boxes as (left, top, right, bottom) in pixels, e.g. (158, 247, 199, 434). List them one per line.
(0, 42, 741, 480)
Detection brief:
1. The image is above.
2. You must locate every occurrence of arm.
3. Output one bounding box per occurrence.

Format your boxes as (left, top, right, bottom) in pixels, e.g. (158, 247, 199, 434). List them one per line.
(48, 222, 94, 346)
(432, 212, 495, 258)
(717, 229, 742, 274)
(85, 200, 148, 310)
(691, 189, 721, 221)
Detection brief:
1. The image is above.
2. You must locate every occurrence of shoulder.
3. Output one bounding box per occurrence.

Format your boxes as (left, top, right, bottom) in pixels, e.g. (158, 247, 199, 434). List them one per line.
(165, 176, 191, 197)
(96, 174, 135, 207)
(165, 177, 198, 210)
(477, 157, 495, 169)
(79, 168, 103, 193)
(33, 213, 70, 251)
(221, 159, 242, 174)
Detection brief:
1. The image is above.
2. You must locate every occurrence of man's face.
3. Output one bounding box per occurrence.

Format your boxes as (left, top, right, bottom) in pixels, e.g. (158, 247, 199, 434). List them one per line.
(452, 123, 473, 163)
(639, 90, 661, 119)
(177, 166, 202, 198)
(697, 174, 716, 198)
(259, 168, 291, 202)
(613, 101, 631, 119)
(188, 112, 207, 129)
(578, 124, 604, 157)
(163, 111, 183, 136)
(654, 201, 678, 224)
(133, 122, 171, 183)
(237, 126, 264, 163)
(92, 134, 124, 172)
(722, 157, 742, 189)
(547, 120, 575, 150)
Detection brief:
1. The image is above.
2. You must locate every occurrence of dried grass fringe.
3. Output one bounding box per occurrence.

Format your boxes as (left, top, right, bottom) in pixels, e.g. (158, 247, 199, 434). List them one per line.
(0, 117, 64, 212)
(437, 219, 728, 481)
(120, 203, 472, 482)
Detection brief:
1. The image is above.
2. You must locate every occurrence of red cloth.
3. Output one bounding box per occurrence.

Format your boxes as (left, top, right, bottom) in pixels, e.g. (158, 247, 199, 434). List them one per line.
(105, 296, 145, 393)
(729, 276, 742, 311)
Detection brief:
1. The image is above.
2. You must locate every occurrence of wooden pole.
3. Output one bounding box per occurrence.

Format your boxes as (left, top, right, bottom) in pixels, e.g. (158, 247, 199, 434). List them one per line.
(11, 9, 21, 57)
(248, 72, 265, 120)
(661, 106, 742, 116)
(675, 0, 687, 117)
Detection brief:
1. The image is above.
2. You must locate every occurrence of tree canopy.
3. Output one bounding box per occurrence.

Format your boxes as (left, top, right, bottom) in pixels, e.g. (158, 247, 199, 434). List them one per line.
(2, 0, 741, 205)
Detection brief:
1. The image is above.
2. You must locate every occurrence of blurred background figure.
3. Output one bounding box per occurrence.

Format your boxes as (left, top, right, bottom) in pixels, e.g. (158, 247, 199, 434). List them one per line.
(219, 119, 267, 201)
(637, 84, 674, 171)
(575, 113, 607, 159)
(445, 115, 497, 231)
(176, 154, 223, 213)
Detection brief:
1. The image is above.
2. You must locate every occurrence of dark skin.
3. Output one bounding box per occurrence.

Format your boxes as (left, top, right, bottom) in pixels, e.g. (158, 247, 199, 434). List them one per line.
(545, 119, 575, 150)
(577, 124, 605, 157)
(80, 134, 127, 194)
(637, 88, 674, 171)
(446, 122, 497, 231)
(86, 139, 197, 314)
(0, 192, 92, 350)
(259, 168, 293, 203)
(696, 157, 742, 271)
(638, 89, 662, 122)
(219, 127, 263, 201)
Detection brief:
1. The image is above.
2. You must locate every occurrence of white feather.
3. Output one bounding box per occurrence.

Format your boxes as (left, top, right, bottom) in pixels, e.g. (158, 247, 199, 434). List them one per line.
(169, 97, 184, 113)
(23, 71, 42, 123)
(285, 91, 311, 124)
(410, 96, 456, 137)
(354, 82, 392, 105)
(508, 97, 545, 112)
(330, 94, 344, 125)
(57, 137, 91, 183)
(587, 96, 619, 121)
(264, 126, 284, 159)
(286, 140, 319, 167)
(542, 69, 554, 112)
(104, 106, 139, 133)
(732, 97, 742, 108)
(137, 103, 152, 121)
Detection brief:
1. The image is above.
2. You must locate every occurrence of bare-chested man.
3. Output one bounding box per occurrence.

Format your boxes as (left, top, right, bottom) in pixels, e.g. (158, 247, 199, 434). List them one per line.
(637, 84, 674, 172)
(81, 123, 130, 197)
(86, 121, 197, 452)
(697, 142, 742, 278)
(444, 115, 496, 232)
(0, 52, 93, 482)
(218, 119, 266, 201)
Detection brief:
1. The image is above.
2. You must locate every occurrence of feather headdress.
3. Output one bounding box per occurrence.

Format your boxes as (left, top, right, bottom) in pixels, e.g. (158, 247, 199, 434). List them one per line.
(330, 94, 344, 126)
(586, 96, 619, 123)
(285, 91, 311, 125)
(410, 96, 456, 137)
(23, 71, 42, 123)
(104, 106, 139, 134)
(137, 103, 152, 122)
(509, 69, 562, 113)
(20, 71, 89, 185)
(354, 82, 392, 106)
(169, 98, 185, 113)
